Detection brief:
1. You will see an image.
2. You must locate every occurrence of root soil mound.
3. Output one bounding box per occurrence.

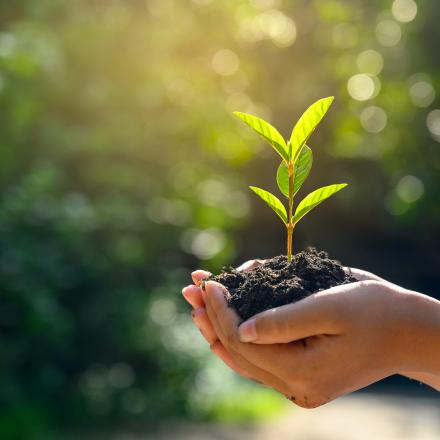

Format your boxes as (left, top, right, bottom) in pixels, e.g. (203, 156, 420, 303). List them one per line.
(211, 248, 356, 321)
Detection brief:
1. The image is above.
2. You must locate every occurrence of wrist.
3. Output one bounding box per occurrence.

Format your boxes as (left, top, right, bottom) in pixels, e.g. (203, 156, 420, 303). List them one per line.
(392, 288, 440, 379)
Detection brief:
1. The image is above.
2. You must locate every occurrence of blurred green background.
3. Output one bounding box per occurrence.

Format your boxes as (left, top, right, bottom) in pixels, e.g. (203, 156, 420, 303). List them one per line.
(1, 0, 439, 438)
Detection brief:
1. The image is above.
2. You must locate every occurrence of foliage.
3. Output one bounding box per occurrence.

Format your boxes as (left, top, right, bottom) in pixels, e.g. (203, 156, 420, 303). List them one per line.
(236, 98, 346, 260)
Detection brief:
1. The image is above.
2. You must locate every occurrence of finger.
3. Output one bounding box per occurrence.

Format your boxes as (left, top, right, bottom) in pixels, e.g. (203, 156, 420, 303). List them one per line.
(237, 283, 359, 344)
(192, 308, 256, 381)
(191, 307, 217, 344)
(191, 270, 211, 286)
(204, 281, 293, 391)
(205, 281, 295, 363)
(345, 267, 385, 282)
(210, 340, 255, 381)
(236, 259, 265, 272)
(182, 285, 205, 308)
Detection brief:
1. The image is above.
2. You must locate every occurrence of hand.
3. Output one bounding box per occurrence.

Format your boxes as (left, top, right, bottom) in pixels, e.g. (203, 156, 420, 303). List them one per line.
(182, 260, 292, 392)
(182, 263, 440, 407)
(182, 260, 383, 380)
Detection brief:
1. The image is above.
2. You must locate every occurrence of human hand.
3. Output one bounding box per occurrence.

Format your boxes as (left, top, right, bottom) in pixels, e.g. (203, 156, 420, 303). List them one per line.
(182, 260, 383, 379)
(183, 263, 440, 406)
(182, 260, 381, 399)
(200, 278, 402, 407)
(182, 260, 289, 389)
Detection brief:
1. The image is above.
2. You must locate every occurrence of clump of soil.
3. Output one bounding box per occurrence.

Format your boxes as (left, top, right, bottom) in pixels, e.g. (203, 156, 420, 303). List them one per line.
(210, 248, 356, 322)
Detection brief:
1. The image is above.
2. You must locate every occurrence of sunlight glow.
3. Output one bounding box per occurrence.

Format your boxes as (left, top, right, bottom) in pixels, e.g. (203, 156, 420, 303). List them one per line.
(239, 10, 296, 47)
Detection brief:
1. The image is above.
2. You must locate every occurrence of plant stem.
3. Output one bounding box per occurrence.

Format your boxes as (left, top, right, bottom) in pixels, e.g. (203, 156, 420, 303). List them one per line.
(287, 225, 293, 261)
(287, 161, 295, 262)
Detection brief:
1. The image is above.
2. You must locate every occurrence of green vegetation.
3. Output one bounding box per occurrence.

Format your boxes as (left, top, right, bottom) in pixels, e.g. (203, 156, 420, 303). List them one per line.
(235, 98, 347, 261)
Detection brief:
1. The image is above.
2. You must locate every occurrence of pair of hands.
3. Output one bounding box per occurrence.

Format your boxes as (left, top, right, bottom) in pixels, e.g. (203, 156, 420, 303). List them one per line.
(182, 261, 440, 408)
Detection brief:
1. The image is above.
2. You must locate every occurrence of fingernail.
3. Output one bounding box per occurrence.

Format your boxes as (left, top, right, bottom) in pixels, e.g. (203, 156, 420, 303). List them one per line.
(191, 307, 205, 319)
(182, 285, 194, 301)
(206, 281, 223, 297)
(238, 318, 257, 342)
(191, 271, 199, 285)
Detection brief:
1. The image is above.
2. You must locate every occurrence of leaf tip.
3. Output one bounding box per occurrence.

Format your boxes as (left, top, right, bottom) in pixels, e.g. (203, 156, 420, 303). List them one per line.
(322, 96, 335, 107)
(232, 111, 244, 121)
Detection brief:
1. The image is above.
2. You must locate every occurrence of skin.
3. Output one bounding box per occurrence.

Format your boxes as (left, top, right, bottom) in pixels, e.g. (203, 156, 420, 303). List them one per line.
(182, 261, 440, 408)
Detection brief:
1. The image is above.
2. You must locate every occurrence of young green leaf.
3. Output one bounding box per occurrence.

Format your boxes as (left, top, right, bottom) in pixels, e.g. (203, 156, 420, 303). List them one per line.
(249, 186, 288, 224)
(289, 96, 334, 161)
(292, 183, 347, 225)
(276, 145, 313, 198)
(234, 112, 289, 162)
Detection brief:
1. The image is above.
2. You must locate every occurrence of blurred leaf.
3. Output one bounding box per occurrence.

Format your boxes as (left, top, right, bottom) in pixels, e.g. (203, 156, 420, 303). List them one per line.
(233, 112, 289, 162)
(249, 186, 288, 224)
(289, 97, 334, 161)
(276, 145, 313, 198)
(292, 183, 347, 225)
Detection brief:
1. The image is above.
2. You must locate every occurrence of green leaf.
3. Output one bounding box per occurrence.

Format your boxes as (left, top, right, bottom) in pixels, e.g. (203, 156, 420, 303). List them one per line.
(292, 183, 347, 225)
(249, 186, 288, 224)
(276, 162, 289, 198)
(234, 112, 289, 162)
(289, 96, 334, 161)
(277, 145, 313, 198)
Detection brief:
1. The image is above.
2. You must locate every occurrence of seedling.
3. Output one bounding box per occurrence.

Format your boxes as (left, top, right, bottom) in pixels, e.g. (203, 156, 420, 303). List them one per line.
(234, 97, 347, 262)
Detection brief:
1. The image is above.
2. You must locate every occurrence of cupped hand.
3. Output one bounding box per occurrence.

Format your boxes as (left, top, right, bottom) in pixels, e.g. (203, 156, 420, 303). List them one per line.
(182, 259, 292, 393)
(204, 279, 413, 407)
(182, 261, 384, 403)
(182, 263, 440, 406)
(182, 261, 383, 379)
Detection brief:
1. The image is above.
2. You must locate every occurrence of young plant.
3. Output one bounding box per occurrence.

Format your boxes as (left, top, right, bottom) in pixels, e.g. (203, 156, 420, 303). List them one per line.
(234, 97, 347, 262)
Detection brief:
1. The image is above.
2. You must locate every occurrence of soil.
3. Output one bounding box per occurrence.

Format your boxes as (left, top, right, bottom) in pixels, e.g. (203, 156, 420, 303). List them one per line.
(210, 248, 356, 322)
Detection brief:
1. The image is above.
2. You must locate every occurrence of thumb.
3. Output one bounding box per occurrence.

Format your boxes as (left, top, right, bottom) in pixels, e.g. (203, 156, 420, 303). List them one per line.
(238, 287, 346, 344)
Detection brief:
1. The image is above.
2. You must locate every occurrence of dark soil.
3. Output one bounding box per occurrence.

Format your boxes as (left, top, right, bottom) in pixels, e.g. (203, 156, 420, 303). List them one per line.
(210, 248, 356, 322)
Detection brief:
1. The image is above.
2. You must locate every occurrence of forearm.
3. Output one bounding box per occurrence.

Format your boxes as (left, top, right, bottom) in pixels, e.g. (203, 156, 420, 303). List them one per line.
(397, 290, 440, 390)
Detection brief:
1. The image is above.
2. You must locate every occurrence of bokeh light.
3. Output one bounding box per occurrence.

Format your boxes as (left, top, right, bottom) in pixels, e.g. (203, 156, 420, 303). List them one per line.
(212, 49, 240, 76)
(396, 175, 424, 203)
(181, 228, 227, 259)
(376, 19, 402, 46)
(239, 9, 296, 46)
(360, 106, 388, 133)
(408, 73, 436, 108)
(356, 50, 384, 75)
(426, 109, 440, 141)
(347, 74, 380, 101)
(391, 0, 418, 23)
